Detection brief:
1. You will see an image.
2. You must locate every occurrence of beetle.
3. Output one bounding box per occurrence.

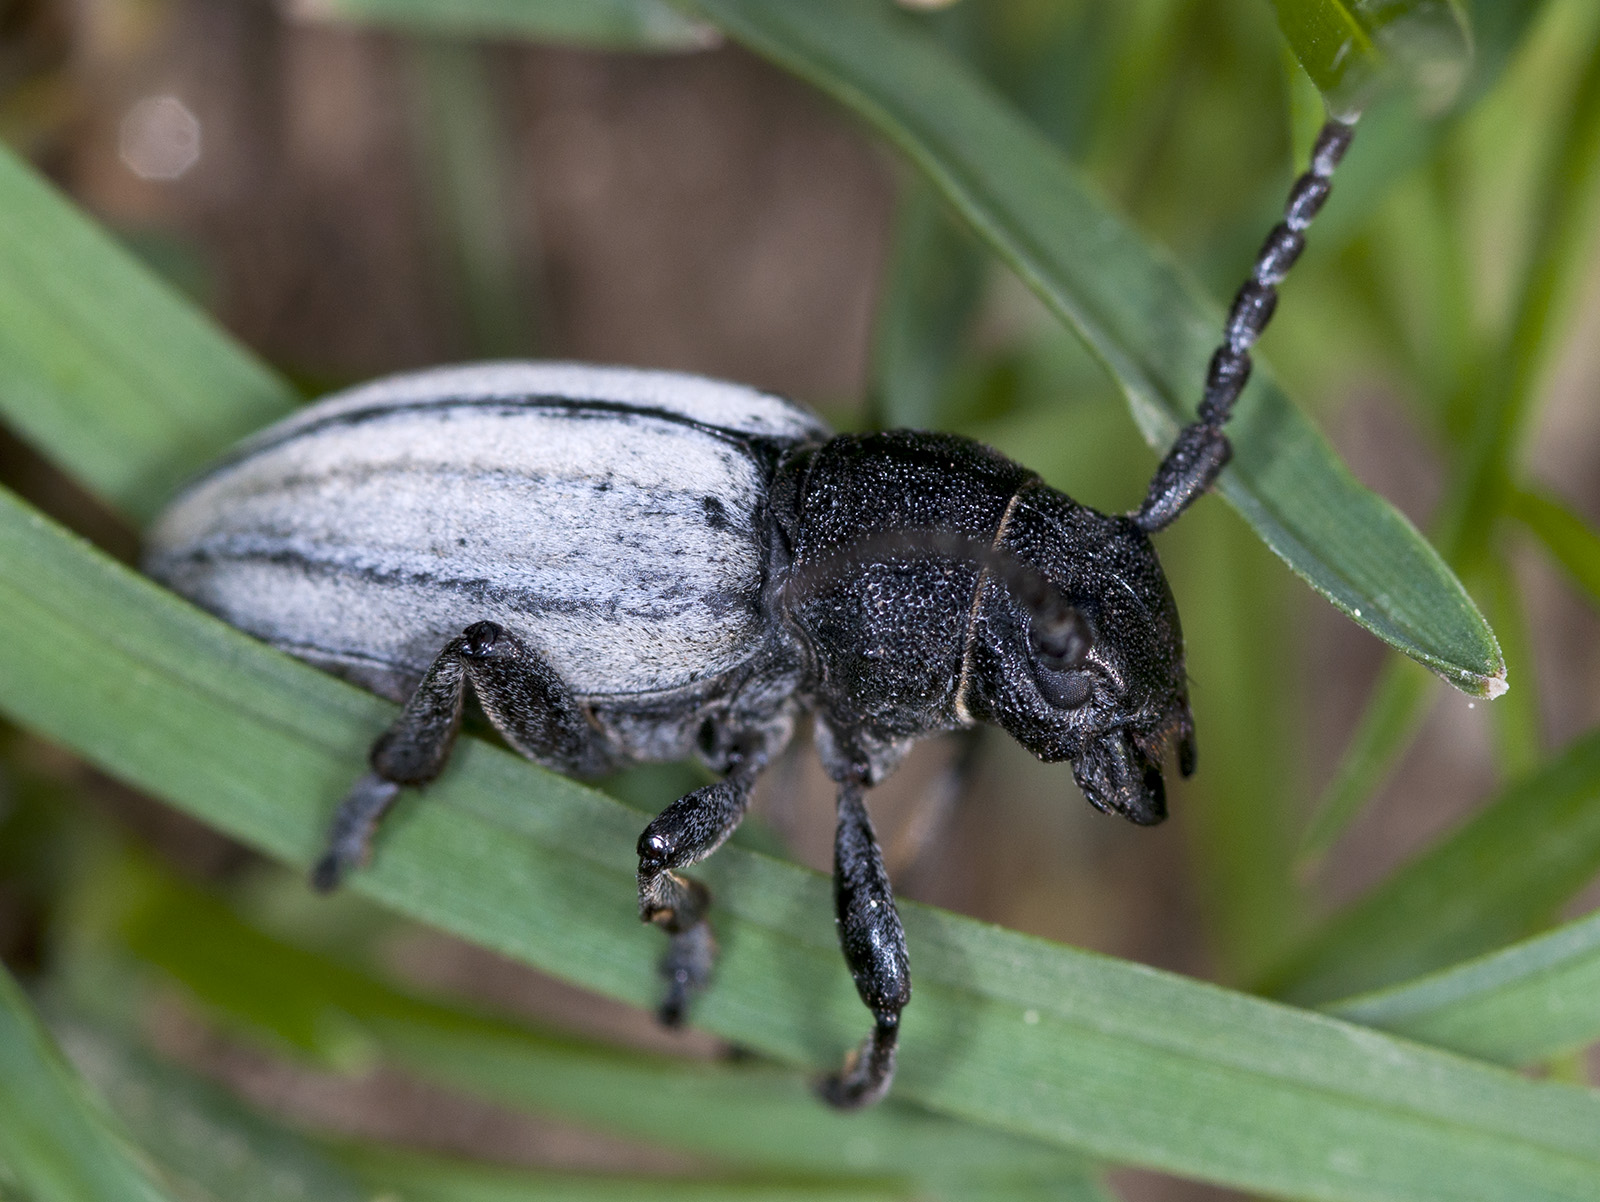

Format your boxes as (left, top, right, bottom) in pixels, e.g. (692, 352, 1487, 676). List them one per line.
(144, 119, 1354, 1109)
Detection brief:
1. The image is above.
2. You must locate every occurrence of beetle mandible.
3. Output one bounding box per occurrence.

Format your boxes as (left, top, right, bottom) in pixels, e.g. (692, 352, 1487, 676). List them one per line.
(144, 119, 1355, 1109)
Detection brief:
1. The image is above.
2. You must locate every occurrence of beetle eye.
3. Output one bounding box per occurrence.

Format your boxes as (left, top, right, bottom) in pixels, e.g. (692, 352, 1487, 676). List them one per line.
(1036, 664, 1093, 709)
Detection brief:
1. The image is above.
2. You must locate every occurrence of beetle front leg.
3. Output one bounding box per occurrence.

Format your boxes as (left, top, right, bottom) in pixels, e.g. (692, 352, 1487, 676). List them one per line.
(819, 780, 910, 1110)
(635, 762, 757, 1025)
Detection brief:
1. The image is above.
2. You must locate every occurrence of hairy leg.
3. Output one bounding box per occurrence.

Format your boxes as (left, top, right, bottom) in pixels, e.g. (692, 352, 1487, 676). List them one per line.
(313, 621, 600, 890)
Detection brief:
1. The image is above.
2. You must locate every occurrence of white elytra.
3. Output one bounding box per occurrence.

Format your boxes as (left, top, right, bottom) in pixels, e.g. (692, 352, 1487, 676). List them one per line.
(245, 361, 827, 446)
(146, 363, 830, 702)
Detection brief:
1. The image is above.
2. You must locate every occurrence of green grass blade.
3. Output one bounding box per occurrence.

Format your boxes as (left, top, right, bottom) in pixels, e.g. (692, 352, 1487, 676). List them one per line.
(1285, 6, 1590, 853)
(1267, 0, 1472, 117)
(1495, 30, 1600, 463)
(51, 1019, 369, 1202)
(6, 490, 1600, 1200)
(1510, 488, 1600, 609)
(298, 0, 712, 50)
(346, 1151, 908, 1202)
(1326, 908, 1600, 1068)
(1264, 732, 1600, 1004)
(406, 39, 540, 358)
(0, 147, 297, 523)
(870, 177, 986, 431)
(1480, 552, 1543, 776)
(352, 1151, 1115, 1202)
(928, 1183, 1115, 1202)
(1428, 24, 1600, 606)
(1162, 503, 1309, 981)
(1292, 15, 1600, 852)
(683, 0, 1503, 697)
(1288, 0, 1546, 253)
(89, 853, 1089, 1188)
(1297, 657, 1436, 862)
(0, 964, 175, 1202)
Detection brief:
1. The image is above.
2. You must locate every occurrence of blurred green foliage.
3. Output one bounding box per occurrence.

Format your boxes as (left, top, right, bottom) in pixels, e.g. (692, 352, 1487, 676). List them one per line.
(2, 0, 1600, 1200)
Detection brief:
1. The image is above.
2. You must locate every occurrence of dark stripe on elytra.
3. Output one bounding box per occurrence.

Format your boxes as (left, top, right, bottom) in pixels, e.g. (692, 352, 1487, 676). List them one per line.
(207, 459, 758, 537)
(183, 395, 810, 496)
(163, 543, 762, 621)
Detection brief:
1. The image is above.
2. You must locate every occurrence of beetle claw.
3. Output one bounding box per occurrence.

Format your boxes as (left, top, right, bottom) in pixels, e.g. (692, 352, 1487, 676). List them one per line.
(816, 1019, 899, 1110)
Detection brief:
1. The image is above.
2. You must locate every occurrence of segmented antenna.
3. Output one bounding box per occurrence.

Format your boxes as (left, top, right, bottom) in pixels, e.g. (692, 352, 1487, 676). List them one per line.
(778, 528, 1092, 668)
(1135, 117, 1357, 533)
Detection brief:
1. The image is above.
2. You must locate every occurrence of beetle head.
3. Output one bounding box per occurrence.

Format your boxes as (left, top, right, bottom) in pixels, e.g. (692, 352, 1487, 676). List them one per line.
(964, 483, 1195, 825)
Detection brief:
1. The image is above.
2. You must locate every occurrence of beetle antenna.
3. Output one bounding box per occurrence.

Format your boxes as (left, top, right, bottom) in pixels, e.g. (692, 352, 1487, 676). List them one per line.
(779, 529, 1091, 668)
(1135, 115, 1357, 533)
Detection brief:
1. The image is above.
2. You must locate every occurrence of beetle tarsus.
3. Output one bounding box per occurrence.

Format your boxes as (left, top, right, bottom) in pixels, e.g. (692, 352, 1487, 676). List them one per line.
(636, 772, 756, 1026)
(821, 781, 910, 1110)
(311, 772, 400, 892)
(817, 1017, 900, 1110)
(657, 918, 715, 1027)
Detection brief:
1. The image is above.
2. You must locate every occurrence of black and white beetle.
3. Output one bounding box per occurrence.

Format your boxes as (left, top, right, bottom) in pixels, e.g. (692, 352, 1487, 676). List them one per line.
(145, 119, 1354, 1109)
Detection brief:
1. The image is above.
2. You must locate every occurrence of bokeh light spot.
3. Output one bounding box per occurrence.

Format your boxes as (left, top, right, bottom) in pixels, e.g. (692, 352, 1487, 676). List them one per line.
(118, 95, 202, 181)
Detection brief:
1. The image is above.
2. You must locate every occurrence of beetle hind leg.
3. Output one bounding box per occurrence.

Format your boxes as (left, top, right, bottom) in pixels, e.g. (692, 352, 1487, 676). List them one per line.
(819, 780, 910, 1110)
(312, 621, 602, 891)
(312, 774, 402, 892)
(635, 766, 757, 1025)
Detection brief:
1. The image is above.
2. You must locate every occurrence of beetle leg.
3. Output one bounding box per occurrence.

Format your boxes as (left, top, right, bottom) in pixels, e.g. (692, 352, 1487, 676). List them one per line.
(818, 780, 910, 1110)
(313, 621, 601, 891)
(311, 773, 402, 892)
(454, 623, 609, 776)
(635, 763, 758, 1025)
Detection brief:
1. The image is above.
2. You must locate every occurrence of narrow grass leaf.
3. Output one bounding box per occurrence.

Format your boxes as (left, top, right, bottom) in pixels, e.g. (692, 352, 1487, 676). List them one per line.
(353, 1150, 1112, 1202)
(405, 39, 540, 358)
(1163, 503, 1308, 981)
(0, 964, 174, 1202)
(93, 853, 1090, 1190)
(1326, 908, 1600, 1067)
(1431, 25, 1600, 608)
(345, 1151, 907, 1202)
(1297, 657, 1436, 862)
(930, 1182, 1116, 1202)
(684, 0, 1503, 697)
(1287, 6, 1594, 851)
(52, 1020, 369, 1202)
(1265, 732, 1600, 1004)
(1480, 552, 1544, 777)
(0, 147, 297, 522)
(870, 177, 986, 431)
(6, 491, 1600, 1200)
(1498, 31, 1600, 462)
(296, 0, 713, 50)
(1511, 488, 1600, 609)
(1282, 0, 1547, 253)
(1267, 0, 1472, 118)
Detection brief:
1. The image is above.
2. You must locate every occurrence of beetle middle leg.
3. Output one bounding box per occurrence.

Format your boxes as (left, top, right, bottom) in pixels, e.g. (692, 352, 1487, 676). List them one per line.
(819, 779, 911, 1110)
(312, 620, 603, 891)
(635, 750, 762, 1025)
